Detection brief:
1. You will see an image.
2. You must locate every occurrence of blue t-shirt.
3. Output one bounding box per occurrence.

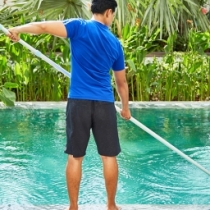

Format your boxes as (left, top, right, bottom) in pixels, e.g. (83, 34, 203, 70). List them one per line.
(63, 18, 125, 102)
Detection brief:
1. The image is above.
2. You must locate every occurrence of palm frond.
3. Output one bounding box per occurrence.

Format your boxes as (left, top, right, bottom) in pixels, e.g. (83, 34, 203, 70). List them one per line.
(140, 0, 210, 38)
(0, 0, 90, 26)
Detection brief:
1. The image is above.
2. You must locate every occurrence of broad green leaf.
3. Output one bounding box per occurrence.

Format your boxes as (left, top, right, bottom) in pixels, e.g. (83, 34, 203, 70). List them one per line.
(2, 87, 16, 102)
(0, 88, 16, 106)
(4, 82, 19, 89)
(127, 59, 137, 72)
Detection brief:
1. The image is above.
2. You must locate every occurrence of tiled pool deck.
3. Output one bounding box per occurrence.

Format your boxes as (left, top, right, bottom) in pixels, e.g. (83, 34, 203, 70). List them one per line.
(70, 205, 210, 210)
(1, 205, 210, 210)
(74, 205, 210, 210)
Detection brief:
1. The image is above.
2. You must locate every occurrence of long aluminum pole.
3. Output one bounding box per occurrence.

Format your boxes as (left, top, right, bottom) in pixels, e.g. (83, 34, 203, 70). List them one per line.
(115, 106, 210, 176)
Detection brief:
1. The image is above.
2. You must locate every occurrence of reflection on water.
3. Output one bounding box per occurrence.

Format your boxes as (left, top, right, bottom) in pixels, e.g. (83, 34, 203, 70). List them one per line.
(0, 107, 210, 206)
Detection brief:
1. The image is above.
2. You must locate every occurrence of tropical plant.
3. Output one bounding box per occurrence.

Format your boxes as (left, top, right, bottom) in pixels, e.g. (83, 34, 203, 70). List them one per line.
(0, 33, 70, 105)
(0, 0, 90, 25)
(187, 29, 210, 53)
(99, 0, 210, 40)
(1, 28, 210, 103)
(2, 0, 210, 38)
(114, 25, 210, 101)
(0, 83, 18, 106)
(126, 0, 210, 38)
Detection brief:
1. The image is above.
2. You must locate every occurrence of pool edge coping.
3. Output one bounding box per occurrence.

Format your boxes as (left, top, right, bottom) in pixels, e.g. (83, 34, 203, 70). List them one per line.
(1, 101, 210, 109)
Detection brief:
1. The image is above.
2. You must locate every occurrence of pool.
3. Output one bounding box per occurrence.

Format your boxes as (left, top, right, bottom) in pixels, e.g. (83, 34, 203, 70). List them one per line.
(0, 102, 210, 210)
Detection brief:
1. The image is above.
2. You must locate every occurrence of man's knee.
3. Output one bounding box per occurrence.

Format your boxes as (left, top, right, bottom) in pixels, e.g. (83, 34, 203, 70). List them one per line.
(100, 155, 117, 164)
(67, 155, 83, 165)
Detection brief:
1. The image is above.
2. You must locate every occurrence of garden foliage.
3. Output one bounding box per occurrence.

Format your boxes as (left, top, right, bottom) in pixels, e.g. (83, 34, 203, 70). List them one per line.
(1, 25, 210, 105)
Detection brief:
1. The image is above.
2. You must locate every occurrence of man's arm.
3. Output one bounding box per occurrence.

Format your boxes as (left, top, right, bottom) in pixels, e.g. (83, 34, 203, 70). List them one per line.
(7, 21, 67, 42)
(113, 69, 131, 120)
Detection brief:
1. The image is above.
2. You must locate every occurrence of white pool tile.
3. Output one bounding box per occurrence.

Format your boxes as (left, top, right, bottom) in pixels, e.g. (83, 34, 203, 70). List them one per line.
(1, 205, 210, 210)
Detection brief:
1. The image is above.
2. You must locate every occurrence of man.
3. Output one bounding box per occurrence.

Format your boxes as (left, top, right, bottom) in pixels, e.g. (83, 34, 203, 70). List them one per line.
(7, 0, 131, 209)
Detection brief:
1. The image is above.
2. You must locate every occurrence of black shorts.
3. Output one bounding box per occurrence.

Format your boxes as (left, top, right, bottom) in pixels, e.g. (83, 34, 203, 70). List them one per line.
(64, 99, 121, 157)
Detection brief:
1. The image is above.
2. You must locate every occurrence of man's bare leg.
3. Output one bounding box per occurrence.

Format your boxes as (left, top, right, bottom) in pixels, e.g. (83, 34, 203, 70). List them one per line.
(101, 156, 120, 210)
(66, 155, 83, 210)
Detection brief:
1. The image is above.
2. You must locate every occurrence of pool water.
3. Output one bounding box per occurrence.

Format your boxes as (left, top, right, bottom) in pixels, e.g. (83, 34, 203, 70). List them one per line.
(0, 105, 210, 207)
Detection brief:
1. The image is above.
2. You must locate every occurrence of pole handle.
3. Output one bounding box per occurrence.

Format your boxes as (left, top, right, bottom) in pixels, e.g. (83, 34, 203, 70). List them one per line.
(0, 24, 10, 35)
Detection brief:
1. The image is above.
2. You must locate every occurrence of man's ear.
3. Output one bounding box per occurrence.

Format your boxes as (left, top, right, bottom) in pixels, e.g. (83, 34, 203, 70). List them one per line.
(105, 9, 112, 17)
(104, 9, 109, 17)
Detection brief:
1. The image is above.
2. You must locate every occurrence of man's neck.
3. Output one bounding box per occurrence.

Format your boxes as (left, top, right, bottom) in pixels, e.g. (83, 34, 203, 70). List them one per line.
(91, 14, 107, 26)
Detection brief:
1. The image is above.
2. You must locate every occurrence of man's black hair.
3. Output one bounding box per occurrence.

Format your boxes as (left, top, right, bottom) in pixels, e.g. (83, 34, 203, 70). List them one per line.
(91, 0, 117, 14)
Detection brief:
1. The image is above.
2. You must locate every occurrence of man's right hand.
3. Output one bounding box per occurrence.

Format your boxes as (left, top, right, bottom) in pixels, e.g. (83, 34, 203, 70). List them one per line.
(7, 28, 20, 42)
(120, 108, 131, 121)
